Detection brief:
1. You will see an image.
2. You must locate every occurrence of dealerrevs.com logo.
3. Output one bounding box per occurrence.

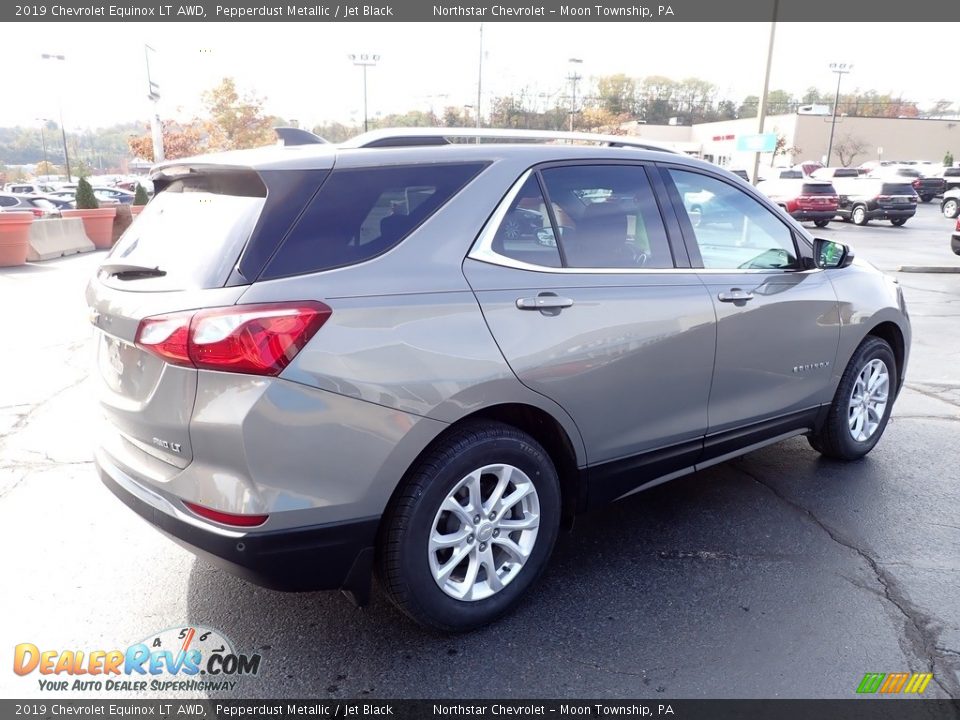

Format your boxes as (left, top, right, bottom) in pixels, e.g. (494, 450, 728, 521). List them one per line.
(13, 626, 262, 693)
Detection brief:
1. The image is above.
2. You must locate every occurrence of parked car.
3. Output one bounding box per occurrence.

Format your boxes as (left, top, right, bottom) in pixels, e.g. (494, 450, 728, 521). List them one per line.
(755, 178, 839, 227)
(942, 188, 960, 219)
(869, 166, 945, 203)
(87, 128, 911, 631)
(2, 182, 57, 195)
(833, 177, 919, 225)
(92, 186, 136, 205)
(0, 192, 61, 218)
(952, 217, 960, 256)
(811, 167, 861, 181)
(939, 166, 960, 193)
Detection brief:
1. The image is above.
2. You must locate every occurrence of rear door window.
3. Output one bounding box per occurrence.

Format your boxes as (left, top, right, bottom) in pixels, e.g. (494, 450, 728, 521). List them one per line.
(262, 163, 487, 279)
(539, 164, 673, 269)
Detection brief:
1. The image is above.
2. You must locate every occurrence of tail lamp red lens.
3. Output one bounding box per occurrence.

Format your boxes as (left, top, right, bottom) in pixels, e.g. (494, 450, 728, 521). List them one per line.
(135, 301, 331, 376)
(182, 500, 268, 527)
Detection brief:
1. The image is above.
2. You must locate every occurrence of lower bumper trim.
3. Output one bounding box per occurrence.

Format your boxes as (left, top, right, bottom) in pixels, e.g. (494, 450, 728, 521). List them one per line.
(98, 464, 379, 596)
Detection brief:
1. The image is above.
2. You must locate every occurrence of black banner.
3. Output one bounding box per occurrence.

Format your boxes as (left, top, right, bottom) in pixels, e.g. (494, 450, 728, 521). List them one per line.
(6, 0, 960, 23)
(3, 700, 960, 720)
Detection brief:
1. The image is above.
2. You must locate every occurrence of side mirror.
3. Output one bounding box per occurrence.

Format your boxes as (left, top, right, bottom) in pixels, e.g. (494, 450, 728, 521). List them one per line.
(813, 238, 854, 269)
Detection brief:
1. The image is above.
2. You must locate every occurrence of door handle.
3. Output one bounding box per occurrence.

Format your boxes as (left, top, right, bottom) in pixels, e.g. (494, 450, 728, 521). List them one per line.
(516, 294, 574, 311)
(717, 289, 754, 303)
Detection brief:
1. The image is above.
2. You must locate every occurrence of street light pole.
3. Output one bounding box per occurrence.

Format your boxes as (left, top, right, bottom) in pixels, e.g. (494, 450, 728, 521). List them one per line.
(36, 119, 50, 175)
(41, 53, 71, 180)
(476, 23, 484, 135)
(826, 62, 853, 167)
(348, 53, 380, 132)
(567, 58, 583, 132)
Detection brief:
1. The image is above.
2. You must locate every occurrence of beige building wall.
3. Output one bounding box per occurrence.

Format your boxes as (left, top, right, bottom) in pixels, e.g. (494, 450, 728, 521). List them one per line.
(793, 116, 960, 167)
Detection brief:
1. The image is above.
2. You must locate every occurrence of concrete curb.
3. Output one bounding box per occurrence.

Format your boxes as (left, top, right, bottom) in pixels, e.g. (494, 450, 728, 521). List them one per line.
(898, 266, 960, 273)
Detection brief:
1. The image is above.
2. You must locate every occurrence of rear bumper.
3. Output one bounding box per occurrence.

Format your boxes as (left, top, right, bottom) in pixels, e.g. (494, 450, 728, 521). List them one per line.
(97, 453, 379, 597)
(866, 207, 916, 220)
(791, 210, 836, 221)
(951, 233, 960, 256)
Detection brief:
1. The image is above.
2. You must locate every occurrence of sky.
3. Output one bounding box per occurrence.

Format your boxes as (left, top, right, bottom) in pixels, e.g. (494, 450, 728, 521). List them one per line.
(7, 22, 954, 132)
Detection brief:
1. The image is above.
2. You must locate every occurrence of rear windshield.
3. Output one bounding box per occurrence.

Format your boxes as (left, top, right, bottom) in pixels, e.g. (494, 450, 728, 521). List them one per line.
(945, 168, 960, 177)
(779, 170, 803, 179)
(881, 183, 915, 195)
(261, 163, 487, 279)
(895, 168, 921, 177)
(833, 169, 859, 177)
(104, 171, 266, 291)
(802, 183, 836, 194)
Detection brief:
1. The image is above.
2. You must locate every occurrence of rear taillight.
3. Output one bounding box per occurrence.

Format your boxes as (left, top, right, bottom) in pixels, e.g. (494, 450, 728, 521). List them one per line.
(912, 179, 922, 188)
(183, 500, 268, 527)
(135, 301, 331, 376)
(956, 218, 960, 232)
(31, 208, 43, 218)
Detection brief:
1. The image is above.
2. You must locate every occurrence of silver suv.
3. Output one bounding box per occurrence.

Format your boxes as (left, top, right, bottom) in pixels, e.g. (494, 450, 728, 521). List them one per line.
(88, 128, 911, 632)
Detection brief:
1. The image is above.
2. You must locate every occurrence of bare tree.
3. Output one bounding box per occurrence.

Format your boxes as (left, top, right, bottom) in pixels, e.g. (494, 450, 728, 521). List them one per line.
(835, 134, 868, 167)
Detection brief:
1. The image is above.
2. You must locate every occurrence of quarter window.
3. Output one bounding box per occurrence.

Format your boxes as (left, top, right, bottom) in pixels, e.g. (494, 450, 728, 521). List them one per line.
(263, 163, 487, 279)
(491, 175, 562, 268)
(669, 169, 800, 270)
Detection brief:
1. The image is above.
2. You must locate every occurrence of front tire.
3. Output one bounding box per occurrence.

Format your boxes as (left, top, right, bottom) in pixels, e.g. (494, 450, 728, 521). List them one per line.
(377, 421, 561, 632)
(851, 204, 868, 225)
(943, 198, 960, 219)
(808, 336, 896, 461)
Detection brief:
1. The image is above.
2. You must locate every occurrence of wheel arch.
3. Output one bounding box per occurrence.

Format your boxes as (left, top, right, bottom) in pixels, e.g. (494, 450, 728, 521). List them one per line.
(866, 320, 906, 393)
(379, 403, 585, 537)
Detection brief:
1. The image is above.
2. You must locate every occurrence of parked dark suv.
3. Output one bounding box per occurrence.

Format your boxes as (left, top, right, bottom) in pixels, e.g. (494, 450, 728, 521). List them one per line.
(871, 167, 944, 203)
(832, 178, 919, 226)
(88, 128, 911, 631)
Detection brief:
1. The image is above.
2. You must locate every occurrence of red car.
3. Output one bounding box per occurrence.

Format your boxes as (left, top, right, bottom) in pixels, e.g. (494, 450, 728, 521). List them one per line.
(755, 178, 839, 228)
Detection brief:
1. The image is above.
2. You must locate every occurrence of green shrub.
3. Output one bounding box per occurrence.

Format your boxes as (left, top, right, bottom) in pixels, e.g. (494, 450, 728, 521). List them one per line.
(945, 151, 955, 167)
(75, 177, 99, 210)
(133, 183, 149, 206)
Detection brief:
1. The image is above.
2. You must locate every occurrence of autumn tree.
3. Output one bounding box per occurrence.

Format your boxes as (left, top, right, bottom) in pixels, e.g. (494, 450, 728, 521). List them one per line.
(127, 120, 206, 162)
(202, 77, 275, 151)
(35, 160, 59, 176)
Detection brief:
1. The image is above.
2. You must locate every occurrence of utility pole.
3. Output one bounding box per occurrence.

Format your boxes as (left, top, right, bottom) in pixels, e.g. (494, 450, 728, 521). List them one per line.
(145, 45, 164, 163)
(40, 53, 71, 180)
(476, 23, 484, 135)
(826, 62, 853, 166)
(751, 1, 777, 185)
(36, 119, 50, 176)
(567, 58, 583, 132)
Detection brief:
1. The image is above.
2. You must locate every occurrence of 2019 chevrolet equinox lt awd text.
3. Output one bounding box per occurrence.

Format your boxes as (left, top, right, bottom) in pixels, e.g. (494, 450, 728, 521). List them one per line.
(88, 128, 911, 632)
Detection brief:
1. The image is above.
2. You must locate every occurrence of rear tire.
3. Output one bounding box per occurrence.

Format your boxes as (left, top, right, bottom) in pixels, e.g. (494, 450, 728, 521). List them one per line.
(890, 218, 908, 226)
(943, 198, 960, 219)
(377, 421, 560, 632)
(920, 195, 933, 203)
(851, 205, 868, 226)
(808, 336, 896, 461)
(814, 219, 830, 228)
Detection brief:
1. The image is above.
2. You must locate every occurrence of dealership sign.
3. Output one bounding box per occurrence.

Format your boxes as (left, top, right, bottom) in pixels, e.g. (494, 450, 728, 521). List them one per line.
(736, 133, 778, 153)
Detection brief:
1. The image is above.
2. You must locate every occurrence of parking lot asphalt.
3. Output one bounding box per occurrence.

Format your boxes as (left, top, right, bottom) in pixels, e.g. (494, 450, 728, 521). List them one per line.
(0, 202, 957, 700)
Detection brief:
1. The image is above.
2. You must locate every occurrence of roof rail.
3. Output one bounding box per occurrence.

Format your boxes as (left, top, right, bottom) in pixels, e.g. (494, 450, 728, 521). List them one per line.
(340, 127, 678, 154)
(274, 127, 329, 146)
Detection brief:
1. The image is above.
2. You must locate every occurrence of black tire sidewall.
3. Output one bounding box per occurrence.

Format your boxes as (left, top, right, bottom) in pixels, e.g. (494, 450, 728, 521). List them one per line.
(393, 432, 560, 631)
(829, 339, 897, 459)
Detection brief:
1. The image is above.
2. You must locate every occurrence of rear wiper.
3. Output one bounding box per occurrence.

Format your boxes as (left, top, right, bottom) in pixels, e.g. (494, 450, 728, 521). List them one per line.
(99, 263, 167, 280)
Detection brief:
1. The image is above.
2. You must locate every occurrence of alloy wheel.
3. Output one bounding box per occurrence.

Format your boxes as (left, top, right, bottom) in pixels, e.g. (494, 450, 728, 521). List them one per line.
(428, 464, 540, 601)
(848, 359, 890, 442)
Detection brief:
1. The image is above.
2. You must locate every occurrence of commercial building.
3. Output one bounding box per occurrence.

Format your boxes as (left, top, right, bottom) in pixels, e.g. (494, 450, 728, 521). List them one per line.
(622, 114, 960, 176)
